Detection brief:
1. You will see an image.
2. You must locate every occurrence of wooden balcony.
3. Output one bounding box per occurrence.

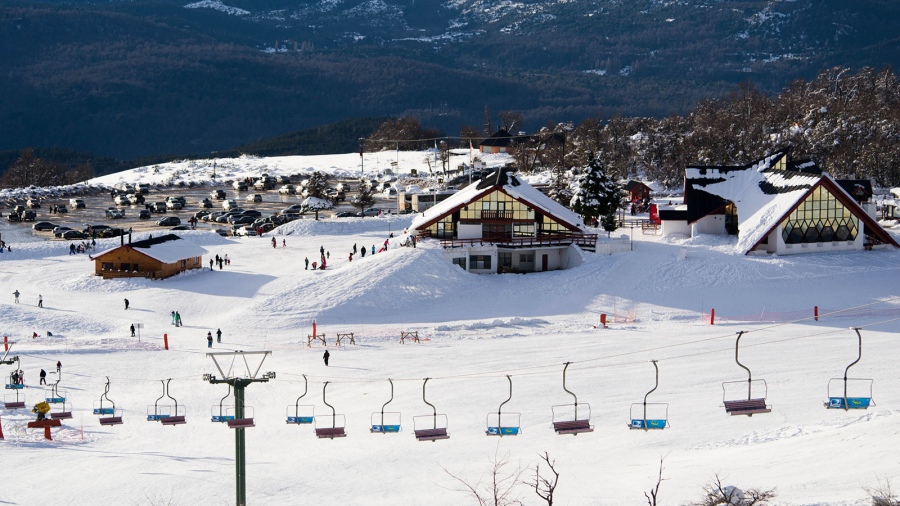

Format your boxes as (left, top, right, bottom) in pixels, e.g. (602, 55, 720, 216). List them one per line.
(477, 210, 514, 221)
(439, 233, 597, 251)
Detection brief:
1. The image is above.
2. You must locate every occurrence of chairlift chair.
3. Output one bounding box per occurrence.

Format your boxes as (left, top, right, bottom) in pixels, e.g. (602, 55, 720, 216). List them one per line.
(94, 377, 123, 425)
(370, 378, 401, 433)
(551, 362, 593, 435)
(486, 375, 520, 436)
(4, 389, 25, 409)
(825, 328, 875, 410)
(211, 384, 236, 423)
(722, 332, 771, 416)
(4, 356, 23, 390)
(629, 360, 669, 430)
(314, 381, 346, 438)
(286, 374, 315, 424)
(146, 379, 185, 425)
(47, 379, 72, 419)
(412, 378, 449, 441)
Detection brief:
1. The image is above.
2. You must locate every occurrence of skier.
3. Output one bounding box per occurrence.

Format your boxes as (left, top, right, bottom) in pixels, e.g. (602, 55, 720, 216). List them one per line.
(348, 253, 353, 262)
(323, 349, 330, 366)
(171, 311, 176, 325)
(130, 324, 135, 337)
(271, 237, 277, 248)
(39, 368, 46, 385)
(11, 370, 19, 385)
(13, 290, 20, 303)
(124, 298, 130, 310)
(371, 245, 375, 255)
(361, 247, 366, 258)
(38, 294, 43, 308)
(216, 328, 222, 343)
(207, 332, 213, 348)
(209, 258, 214, 270)
(304, 257, 309, 270)
(175, 311, 182, 327)
(282, 239, 286, 248)
(56, 361, 61, 373)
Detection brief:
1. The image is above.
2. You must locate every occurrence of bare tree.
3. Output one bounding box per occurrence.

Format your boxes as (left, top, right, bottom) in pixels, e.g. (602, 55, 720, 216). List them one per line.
(693, 474, 776, 506)
(866, 478, 900, 506)
(644, 457, 665, 506)
(526, 451, 559, 505)
(499, 111, 524, 133)
(443, 447, 524, 506)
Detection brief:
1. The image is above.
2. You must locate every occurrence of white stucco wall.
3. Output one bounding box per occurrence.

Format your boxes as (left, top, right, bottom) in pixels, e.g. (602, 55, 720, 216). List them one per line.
(458, 223, 482, 240)
(694, 214, 726, 235)
(662, 220, 691, 237)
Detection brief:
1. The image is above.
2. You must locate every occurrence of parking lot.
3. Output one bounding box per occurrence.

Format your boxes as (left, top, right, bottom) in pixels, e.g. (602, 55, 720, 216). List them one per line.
(3, 181, 399, 242)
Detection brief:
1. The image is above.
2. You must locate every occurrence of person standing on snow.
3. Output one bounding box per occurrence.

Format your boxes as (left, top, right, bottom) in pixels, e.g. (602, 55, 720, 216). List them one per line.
(56, 361, 61, 373)
(323, 350, 330, 366)
(124, 298, 130, 310)
(171, 311, 176, 325)
(175, 312, 182, 327)
(39, 369, 46, 385)
(207, 332, 213, 348)
(304, 257, 309, 270)
(13, 290, 20, 303)
(38, 294, 43, 308)
(130, 324, 135, 337)
(271, 237, 277, 248)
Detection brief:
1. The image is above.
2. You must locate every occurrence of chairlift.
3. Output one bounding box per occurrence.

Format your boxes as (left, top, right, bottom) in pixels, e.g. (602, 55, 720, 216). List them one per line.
(551, 362, 593, 435)
(486, 375, 520, 436)
(4, 388, 25, 409)
(286, 374, 315, 424)
(147, 379, 186, 425)
(211, 384, 236, 423)
(93, 376, 123, 425)
(825, 327, 874, 410)
(629, 360, 668, 430)
(370, 378, 401, 433)
(47, 378, 72, 419)
(314, 381, 346, 438)
(4, 356, 22, 390)
(722, 331, 771, 416)
(412, 378, 449, 441)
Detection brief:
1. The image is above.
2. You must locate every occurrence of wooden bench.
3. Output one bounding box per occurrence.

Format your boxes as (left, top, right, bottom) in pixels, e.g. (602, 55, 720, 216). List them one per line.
(4, 401, 25, 409)
(51, 411, 73, 420)
(415, 428, 449, 441)
(99, 416, 123, 426)
(335, 333, 356, 346)
(724, 398, 771, 416)
(161, 415, 186, 426)
(227, 418, 255, 429)
(315, 427, 347, 439)
(27, 419, 62, 429)
(400, 331, 420, 344)
(553, 419, 593, 435)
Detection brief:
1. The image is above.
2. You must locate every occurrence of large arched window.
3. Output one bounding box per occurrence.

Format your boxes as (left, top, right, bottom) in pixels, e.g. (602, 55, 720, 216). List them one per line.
(781, 185, 858, 244)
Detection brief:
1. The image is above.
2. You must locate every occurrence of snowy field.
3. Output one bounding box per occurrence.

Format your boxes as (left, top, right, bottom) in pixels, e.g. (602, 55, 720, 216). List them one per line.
(0, 152, 899, 505)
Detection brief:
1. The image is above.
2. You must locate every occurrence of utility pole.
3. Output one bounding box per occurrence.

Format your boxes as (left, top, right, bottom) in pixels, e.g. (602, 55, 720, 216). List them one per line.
(204, 351, 275, 506)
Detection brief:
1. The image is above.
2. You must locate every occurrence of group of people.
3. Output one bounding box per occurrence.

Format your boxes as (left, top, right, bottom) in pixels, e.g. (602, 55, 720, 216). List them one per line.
(271, 237, 287, 248)
(11, 289, 42, 308)
(68, 241, 94, 254)
(206, 328, 223, 348)
(210, 254, 230, 270)
(170, 311, 183, 327)
(47, 205, 65, 214)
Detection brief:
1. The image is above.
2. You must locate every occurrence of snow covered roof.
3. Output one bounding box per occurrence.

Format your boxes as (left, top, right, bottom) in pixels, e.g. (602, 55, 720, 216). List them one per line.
(94, 234, 207, 264)
(685, 152, 898, 253)
(410, 169, 585, 232)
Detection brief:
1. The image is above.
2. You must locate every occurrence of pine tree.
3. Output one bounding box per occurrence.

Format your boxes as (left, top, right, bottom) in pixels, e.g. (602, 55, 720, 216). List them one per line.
(350, 179, 376, 214)
(570, 154, 625, 227)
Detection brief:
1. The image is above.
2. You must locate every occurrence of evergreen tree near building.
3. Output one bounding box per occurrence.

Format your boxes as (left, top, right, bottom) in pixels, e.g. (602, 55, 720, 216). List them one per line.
(570, 154, 625, 231)
(350, 179, 377, 214)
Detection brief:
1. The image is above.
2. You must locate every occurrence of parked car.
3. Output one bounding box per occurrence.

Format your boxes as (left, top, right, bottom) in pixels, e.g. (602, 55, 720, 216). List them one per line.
(20, 210, 37, 221)
(210, 189, 227, 200)
(240, 210, 262, 218)
(26, 198, 41, 208)
(53, 226, 73, 237)
(114, 195, 131, 206)
(97, 227, 125, 238)
(151, 202, 167, 213)
(84, 224, 112, 235)
(223, 200, 239, 210)
(228, 215, 256, 225)
(194, 210, 211, 219)
(334, 212, 357, 218)
(233, 181, 249, 191)
(62, 230, 88, 240)
(199, 198, 213, 209)
(203, 211, 225, 222)
(282, 204, 305, 214)
(357, 207, 382, 217)
(246, 193, 263, 203)
(166, 200, 183, 210)
(278, 185, 296, 195)
(7, 213, 21, 222)
(32, 221, 57, 231)
(138, 210, 151, 219)
(137, 183, 150, 194)
(235, 226, 258, 237)
(105, 208, 125, 219)
(55, 204, 68, 213)
(156, 216, 181, 227)
(170, 225, 190, 231)
(69, 198, 86, 209)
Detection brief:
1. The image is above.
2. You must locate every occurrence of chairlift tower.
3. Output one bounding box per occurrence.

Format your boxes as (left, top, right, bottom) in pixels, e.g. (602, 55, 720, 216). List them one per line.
(204, 351, 275, 506)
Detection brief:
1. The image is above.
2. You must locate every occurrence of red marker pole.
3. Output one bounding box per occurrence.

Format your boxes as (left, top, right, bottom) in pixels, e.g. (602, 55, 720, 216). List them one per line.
(814, 306, 818, 321)
(163, 333, 169, 350)
(710, 308, 715, 325)
(0, 415, 4, 439)
(600, 314, 607, 329)
(3, 335, 7, 352)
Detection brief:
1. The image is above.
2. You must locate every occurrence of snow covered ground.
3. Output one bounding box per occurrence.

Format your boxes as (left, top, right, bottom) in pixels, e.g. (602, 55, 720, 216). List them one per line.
(0, 152, 899, 505)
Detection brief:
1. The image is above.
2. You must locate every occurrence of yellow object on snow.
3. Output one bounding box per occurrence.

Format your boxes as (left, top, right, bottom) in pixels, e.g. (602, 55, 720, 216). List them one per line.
(32, 401, 50, 414)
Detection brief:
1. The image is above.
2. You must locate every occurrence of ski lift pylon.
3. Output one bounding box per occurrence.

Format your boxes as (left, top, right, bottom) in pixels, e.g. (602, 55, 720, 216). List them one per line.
(722, 331, 771, 416)
(486, 375, 520, 436)
(413, 378, 449, 441)
(370, 378, 401, 433)
(286, 374, 315, 424)
(551, 362, 593, 435)
(314, 381, 346, 438)
(825, 327, 874, 410)
(629, 360, 668, 430)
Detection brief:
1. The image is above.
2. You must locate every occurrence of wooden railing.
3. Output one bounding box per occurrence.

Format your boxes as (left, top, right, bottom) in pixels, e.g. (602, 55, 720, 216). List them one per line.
(439, 233, 598, 250)
(478, 210, 514, 220)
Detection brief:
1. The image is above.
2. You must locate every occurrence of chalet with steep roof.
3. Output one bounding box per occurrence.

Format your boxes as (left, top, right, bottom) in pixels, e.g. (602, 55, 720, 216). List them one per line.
(660, 152, 898, 255)
(92, 234, 206, 279)
(410, 169, 596, 273)
(479, 130, 515, 154)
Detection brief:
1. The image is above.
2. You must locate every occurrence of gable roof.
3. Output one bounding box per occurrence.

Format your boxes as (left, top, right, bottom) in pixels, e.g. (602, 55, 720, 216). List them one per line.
(684, 152, 898, 254)
(479, 129, 514, 148)
(410, 169, 585, 233)
(624, 180, 652, 193)
(93, 234, 207, 264)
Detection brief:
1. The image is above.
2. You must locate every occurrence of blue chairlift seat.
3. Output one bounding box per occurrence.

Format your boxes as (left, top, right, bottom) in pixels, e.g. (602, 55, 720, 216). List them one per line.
(5, 383, 24, 390)
(486, 412, 521, 436)
(629, 419, 668, 430)
(47, 396, 66, 403)
(827, 396, 871, 409)
(487, 426, 520, 436)
(826, 377, 873, 410)
(94, 407, 115, 415)
(370, 411, 401, 433)
(286, 404, 315, 424)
